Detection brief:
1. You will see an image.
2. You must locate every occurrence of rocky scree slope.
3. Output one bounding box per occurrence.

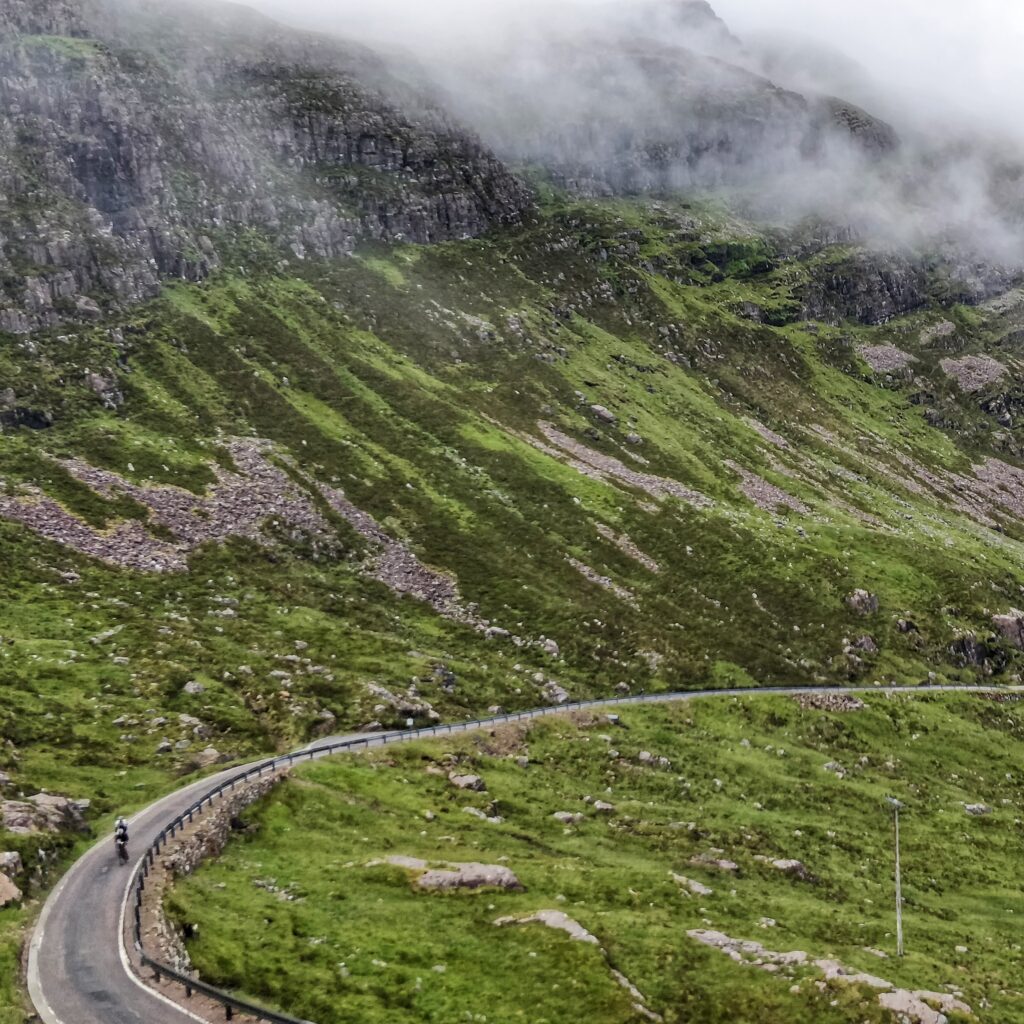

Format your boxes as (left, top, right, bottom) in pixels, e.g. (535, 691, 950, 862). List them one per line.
(0, 0, 529, 333)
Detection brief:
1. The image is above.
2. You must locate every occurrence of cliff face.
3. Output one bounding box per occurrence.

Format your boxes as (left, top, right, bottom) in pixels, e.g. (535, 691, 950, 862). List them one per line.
(0, 0, 531, 333)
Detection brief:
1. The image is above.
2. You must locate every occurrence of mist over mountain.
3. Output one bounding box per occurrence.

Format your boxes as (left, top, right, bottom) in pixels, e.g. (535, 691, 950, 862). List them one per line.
(252, 0, 1024, 262)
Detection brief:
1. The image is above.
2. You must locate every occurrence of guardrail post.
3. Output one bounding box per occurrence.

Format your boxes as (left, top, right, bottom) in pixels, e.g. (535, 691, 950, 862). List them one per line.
(185, 985, 193, 999)
(225, 1005, 233, 1020)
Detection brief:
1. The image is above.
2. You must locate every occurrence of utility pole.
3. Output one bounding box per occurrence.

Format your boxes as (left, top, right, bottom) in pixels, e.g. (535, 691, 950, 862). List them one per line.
(887, 797, 905, 957)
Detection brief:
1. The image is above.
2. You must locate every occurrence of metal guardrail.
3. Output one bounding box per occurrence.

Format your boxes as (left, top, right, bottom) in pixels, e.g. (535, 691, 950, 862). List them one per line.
(128, 684, 984, 1021)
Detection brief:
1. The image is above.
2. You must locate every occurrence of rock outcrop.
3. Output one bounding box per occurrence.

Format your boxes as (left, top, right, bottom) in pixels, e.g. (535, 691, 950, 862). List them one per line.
(1, 793, 90, 834)
(0, 0, 530, 332)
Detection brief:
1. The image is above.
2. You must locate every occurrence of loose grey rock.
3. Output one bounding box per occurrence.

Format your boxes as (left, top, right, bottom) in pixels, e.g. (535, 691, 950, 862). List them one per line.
(993, 611, 1024, 649)
(448, 773, 486, 792)
(846, 589, 880, 615)
(0, 874, 22, 908)
(0, 852, 23, 877)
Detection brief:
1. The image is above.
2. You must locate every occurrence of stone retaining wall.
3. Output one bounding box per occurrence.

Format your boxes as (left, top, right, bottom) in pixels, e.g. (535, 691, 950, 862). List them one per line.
(141, 771, 287, 976)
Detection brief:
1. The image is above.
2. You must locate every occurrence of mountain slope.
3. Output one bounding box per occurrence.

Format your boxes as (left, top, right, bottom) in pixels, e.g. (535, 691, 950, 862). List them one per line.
(2, 1, 1024, 1021)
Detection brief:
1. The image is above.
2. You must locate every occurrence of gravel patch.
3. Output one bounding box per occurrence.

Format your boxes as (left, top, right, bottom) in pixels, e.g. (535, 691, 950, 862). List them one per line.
(940, 354, 1007, 392)
(857, 344, 916, 373)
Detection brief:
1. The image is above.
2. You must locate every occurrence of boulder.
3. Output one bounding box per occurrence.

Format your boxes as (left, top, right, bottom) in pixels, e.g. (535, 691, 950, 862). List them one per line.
(964, 803, 992, 816)
(0, 873, 21, 908)
(0, 851, 22, 876)
(494, 909, 598, 944)
(448, 773, 486, 792)
(417, 862, 523, 892)
(543, 681, 570, 705)
(993, 611, 1024, 649)
(193, 747, 228, 769)
(182, 680, 206, 695)
(846, 589, 879, 615)
(553, 811, 584, 824)
(671, 873, 713, 896)
(771, 858, 814, 881)
(590, 404, 617, 425)
(878, 989, 968, 1024)
(1, 794, 89, 835)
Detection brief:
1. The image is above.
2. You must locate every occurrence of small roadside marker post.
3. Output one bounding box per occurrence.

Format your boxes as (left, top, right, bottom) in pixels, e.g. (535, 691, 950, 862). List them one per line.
(886, 797, 905, 957)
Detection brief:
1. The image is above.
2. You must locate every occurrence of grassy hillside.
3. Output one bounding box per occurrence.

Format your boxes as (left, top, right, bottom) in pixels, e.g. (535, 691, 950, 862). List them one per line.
(2, 191, 1024, 1019)
(168, 693, 1023, 1023)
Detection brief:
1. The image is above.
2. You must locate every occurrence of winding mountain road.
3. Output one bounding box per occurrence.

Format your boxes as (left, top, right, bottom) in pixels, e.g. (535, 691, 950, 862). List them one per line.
(26, 685, 1007, 1024)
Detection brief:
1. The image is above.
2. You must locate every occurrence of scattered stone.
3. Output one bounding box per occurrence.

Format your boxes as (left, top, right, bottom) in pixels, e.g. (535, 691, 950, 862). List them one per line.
(920, 319, 956, 344)
(0, 873, 22, 908)
(794, 693, 866, 713)
(542, 681, 570, 705)
(156, 739, 173, 754)
(553, 812, 584, 825)
(592, 800, 616, 814)
(671, 873, 713, 896)
(525, 422, 712, 509)
(495, 909, 597, 943)
(879, 989, 972, 1024)
(590, 405, 617, 425)
(540, 638, 560, 657)
(416, 862, 523, 892)
(462, 807, 504, 824)
(846, 589, 880, 615)
(566, 558, 637, 606)
(688, 929, 974, 1024)
(0, 438, 483, 627)
(193, 747, 228, 769)
(993, 611, 1024, 649)
(448, 773, 486, 792)
(689, 853, 738, 873)
(964, 803, 992, 816)
(769, 859, 814, 882)
(0, 852, 22, 876)
(182, 681, 205, 696)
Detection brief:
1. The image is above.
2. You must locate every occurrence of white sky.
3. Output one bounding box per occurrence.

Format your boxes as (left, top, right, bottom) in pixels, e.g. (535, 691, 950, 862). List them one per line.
(711, 0, 1024, 131)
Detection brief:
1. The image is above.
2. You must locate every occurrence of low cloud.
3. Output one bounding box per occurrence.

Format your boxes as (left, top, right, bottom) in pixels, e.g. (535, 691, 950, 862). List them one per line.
(244, 0, 1024, 261)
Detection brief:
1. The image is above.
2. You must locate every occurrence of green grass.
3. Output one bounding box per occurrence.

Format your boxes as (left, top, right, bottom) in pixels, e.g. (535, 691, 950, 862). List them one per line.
(3, 193, 1024, 1020)
(170, 694, 1021, 1023)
